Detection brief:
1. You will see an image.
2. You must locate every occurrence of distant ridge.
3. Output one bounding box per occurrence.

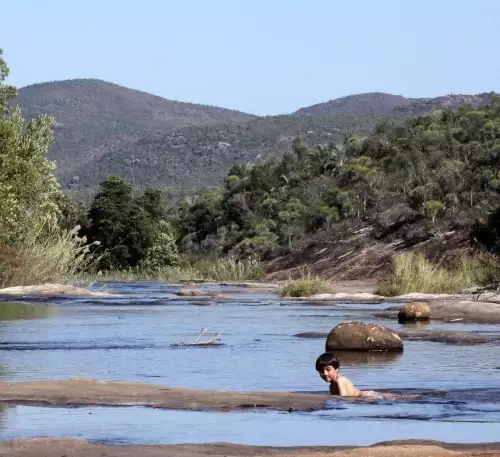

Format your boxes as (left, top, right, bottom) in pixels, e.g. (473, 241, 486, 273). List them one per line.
(14, 79, 498, 193)
(294, 92, 414, 117)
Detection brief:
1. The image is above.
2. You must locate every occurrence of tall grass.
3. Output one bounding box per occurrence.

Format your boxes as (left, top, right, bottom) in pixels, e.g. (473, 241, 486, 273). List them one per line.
(280, 272, 333, 297)
(196, 257, 265, 281)
(375, 252, 483, 296)
(82, 257, 266, 282)
(0, 222, 99, 288)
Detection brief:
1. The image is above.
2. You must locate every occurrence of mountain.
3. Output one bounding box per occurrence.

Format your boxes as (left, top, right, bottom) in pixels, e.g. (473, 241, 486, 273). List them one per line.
(14, 79, 256, 181)
(13, 80, 498, 194)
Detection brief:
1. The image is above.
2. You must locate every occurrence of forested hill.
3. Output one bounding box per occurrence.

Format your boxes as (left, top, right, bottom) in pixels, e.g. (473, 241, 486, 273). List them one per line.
(14, 79, 256, 192)
(14, 80, 497, 193)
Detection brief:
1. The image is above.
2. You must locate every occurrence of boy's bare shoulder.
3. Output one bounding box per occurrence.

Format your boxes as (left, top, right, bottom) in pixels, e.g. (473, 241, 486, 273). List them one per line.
(337, 375, 362, 396)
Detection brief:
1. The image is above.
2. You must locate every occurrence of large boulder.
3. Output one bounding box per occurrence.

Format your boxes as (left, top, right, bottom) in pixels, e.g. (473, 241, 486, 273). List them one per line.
(326, 321, 403, 352)
(398, 302, 431, 323)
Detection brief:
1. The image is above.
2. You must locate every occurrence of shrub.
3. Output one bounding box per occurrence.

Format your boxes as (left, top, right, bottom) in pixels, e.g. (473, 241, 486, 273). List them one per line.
(280, 273, 333, 297)
(0, 221, 98, 288)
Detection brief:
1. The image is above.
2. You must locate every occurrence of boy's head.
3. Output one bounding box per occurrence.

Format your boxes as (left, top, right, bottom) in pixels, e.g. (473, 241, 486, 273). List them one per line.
(315, 352, 340, 383)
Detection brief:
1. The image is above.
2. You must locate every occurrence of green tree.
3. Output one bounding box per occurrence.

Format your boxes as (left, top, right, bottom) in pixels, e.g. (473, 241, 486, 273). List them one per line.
(84, 176, 156, 269)
(0, 49, 64, 244)
(0, 49, 17, 111)
(139, 220, 179, 270)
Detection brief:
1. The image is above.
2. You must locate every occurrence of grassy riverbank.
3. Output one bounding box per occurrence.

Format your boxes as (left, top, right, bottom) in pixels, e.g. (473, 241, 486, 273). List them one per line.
(375, 252, 497, 296)
(79, 257, 266, 283)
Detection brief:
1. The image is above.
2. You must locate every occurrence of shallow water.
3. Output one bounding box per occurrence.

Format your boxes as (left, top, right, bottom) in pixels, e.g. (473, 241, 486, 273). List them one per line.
(0, 281, 499, 445)
(1, 404, 500, 446)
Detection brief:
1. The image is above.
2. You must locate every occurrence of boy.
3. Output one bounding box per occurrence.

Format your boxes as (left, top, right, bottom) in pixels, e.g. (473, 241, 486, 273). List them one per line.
(315, 352, 401, 399)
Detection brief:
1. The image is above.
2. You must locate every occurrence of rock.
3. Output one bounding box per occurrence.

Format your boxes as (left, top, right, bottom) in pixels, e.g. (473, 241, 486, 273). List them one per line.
(397, 328, 500, 345)
(429, 300, 500, 323)
(176, 289, 209, 296)
(475, 292, 500, 304)
(307, 292, 384, 302)
(398, 302, 431, 323)
(460, 286, 481, 295)
(394, 292, 456, 300)
(294, 332, 329, 339)
(0, 283, 120, 297)
(373, 203, 419, 237)
(326, 321, 403, 352)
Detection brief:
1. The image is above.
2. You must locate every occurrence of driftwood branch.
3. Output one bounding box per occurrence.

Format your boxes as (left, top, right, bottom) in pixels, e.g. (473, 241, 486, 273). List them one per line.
(171, 328, 223, 347)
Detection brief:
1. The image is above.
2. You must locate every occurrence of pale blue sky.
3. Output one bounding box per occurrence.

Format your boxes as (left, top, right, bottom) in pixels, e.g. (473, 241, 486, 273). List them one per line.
(1, 0, 499, 115)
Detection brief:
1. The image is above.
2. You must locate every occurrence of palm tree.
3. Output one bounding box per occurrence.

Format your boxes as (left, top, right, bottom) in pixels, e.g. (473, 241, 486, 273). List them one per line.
(304, 142, 347, 177)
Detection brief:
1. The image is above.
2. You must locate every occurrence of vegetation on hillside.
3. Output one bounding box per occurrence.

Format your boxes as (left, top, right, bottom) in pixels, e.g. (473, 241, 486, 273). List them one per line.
(161, 99, 500, 265)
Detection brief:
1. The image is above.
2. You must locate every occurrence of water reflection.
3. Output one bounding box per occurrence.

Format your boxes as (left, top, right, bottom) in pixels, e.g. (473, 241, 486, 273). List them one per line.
(329, 350, 403, 366)
(397, 321, 431, 329)
(0, 302, 55, 321)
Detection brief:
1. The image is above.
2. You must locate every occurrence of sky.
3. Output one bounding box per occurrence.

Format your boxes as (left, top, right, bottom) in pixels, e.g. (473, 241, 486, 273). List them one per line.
(1, 0, 499, 115)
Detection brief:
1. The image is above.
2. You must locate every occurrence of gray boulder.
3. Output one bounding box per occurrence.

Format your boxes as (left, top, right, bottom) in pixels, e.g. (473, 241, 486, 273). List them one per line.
(326, 321, 403, 352)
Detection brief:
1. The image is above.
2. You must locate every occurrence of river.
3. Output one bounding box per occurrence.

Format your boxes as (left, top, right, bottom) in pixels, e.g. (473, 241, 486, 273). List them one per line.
(0, 281, 499, 446)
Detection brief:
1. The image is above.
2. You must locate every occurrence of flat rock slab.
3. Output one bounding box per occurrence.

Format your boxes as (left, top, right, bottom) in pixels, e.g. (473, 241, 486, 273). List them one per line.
(396, 328, 500, 345)
(297, 292, 385, 302)
(294, 329, 500, 346)
(0, 283, 121, 297)
(0, 378, 336, 412)
(1, 439, 500, 457)
(294, 292, 462, 304)
(430, 300, 500, 323)
(376, 300, 500, 324)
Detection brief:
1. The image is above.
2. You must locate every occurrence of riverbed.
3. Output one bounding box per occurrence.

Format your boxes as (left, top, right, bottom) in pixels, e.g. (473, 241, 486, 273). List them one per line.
(0, 281, 499, 447)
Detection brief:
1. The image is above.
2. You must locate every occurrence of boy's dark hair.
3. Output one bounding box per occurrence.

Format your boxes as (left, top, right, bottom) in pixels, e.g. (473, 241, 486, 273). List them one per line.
(315, 352, 340, 372)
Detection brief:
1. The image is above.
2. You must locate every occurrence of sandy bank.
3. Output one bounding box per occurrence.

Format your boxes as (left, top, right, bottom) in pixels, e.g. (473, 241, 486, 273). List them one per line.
(1, 438, 500, 457)
(0, 283, 121, 297)
(0, 378, 336, 412)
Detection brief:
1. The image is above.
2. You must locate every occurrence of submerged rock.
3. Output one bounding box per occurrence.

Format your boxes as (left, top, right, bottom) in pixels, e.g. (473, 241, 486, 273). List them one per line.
(398, 302, 431, 323)
(326, 321, 404, 352)
(176, 289, 210, 296)
(294, 332, 329, 339)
